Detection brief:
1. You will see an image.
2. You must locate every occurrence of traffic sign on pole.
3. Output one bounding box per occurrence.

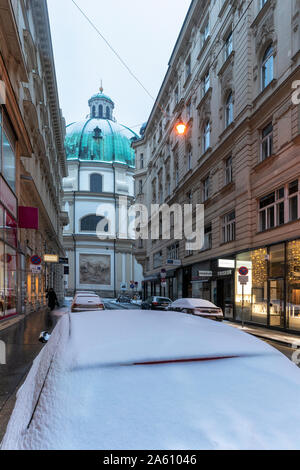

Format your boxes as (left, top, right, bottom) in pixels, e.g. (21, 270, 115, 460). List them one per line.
(238, 266, 249, 276)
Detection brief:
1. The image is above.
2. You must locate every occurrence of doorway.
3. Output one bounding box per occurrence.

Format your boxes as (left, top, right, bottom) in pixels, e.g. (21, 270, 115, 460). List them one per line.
(269, 278, 285, 328)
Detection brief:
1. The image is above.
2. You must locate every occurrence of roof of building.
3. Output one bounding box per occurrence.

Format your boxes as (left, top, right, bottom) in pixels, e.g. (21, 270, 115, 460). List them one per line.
(65, 90, 138, 167)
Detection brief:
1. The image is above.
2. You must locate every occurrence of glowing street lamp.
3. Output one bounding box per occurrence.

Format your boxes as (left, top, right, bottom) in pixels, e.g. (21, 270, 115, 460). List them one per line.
(175, 121, 187, 136)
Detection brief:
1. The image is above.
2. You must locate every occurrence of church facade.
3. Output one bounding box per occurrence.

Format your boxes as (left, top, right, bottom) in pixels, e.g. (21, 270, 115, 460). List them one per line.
(62, 89, 143, 298)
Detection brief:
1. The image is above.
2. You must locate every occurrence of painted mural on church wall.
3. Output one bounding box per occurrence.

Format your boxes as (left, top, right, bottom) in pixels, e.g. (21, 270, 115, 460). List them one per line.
(79, 254, 111, 285)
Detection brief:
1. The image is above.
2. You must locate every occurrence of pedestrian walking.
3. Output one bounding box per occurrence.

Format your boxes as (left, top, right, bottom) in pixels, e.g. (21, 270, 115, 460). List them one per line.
(46, 288, 59, 311)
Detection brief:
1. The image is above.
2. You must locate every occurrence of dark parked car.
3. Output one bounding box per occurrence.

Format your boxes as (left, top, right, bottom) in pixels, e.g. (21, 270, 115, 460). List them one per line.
(116, 295, 131, 303)
(141, 296, 172, 310)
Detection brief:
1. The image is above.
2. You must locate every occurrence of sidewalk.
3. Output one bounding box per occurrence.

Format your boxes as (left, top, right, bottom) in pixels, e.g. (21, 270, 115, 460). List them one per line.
(225, 321, 300, 347)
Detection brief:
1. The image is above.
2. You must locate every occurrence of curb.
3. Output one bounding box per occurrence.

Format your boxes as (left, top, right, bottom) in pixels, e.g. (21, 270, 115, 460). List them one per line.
(225, 322, 300, 348)
(0, 315, 25, 333)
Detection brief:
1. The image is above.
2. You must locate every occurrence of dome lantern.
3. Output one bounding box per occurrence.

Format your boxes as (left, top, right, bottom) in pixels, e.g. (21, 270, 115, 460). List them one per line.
(88, 84, 115, 120)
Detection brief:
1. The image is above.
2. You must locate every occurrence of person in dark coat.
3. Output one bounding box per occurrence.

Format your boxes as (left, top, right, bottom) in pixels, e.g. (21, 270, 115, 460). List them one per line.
(46, 288, 58, 311)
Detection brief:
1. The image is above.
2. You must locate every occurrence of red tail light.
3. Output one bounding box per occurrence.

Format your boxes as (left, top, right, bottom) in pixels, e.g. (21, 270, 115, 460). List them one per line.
(152, 302, 158, 306)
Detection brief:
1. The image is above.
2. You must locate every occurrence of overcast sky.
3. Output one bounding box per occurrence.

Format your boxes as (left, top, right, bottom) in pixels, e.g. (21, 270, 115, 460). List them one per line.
(47, 0, 191, 133)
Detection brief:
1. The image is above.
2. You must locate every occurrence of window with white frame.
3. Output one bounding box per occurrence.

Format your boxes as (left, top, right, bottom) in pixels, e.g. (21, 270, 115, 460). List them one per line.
(262, 44, 274, 90)
(185, 55, 191, 80)
(187, 145, 192, 171)
(202, 70, 210, 97)
(224, 31, 233, 60)
(261, 122, 273, 161)
(168, 242, 179, 260)
(289, 180, 299, 222)
(153, 250, 163, 269)
(202, 176, 210, 202)
(175, 163, 179, 186)
(201, 18, 210, 46)
(222, 211, 236, 243)
(225, 92, 233, 127)
(259, 188, 284, 231)
(201, 223, 212, 251)
(203, 121, 210, 152)
(138, 179, 143, 194)
(225, 156, 233, 184)
(258, 181, 300, 232)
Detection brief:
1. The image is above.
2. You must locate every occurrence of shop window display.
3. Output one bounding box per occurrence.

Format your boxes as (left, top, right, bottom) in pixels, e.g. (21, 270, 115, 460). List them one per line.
(287, 240, 300, 331)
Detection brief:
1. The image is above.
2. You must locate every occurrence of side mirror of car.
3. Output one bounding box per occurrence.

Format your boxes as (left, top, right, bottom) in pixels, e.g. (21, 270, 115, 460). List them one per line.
(39, 331, 51, 344)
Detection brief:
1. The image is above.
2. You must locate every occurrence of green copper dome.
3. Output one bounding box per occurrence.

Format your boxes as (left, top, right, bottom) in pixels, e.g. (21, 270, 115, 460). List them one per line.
(65, 90, 138, 167)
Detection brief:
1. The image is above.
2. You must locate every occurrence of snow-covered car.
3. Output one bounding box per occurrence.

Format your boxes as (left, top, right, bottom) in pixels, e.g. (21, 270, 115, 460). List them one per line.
(2, 309, 300, 450)
(71, 293, 105, 312)
(170, 298, 223, 321)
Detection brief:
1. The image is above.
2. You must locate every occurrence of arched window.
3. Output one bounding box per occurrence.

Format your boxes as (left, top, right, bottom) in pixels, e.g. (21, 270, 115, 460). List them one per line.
(80, 215, 108, 232)
(90, 173, 103, 193)
(99, 105, 103, 118)
(92, 106, 96, 117)
(262, 44, 274, 90)
(225, 92, 233, 127)
(203, 121, 210, 153)
(106, 106, 110, 119)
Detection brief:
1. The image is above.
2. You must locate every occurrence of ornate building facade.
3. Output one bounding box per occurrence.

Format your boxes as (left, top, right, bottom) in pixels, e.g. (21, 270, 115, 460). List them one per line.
(133, 0, 300, 332)
(0, 0, 67, 320)
(63, 89, 143, 298)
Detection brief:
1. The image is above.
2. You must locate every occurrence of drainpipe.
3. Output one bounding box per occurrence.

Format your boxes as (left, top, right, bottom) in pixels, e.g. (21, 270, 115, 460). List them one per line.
(113, 164, 117, 299)
(72, 190, 76, 296)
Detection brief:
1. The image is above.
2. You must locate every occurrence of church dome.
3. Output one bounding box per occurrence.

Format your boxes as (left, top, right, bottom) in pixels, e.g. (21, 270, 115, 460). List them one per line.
(65, 88, 138, 167)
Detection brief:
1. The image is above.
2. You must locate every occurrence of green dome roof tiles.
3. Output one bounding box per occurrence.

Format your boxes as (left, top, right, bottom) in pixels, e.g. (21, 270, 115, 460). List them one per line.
(65, 118, 137, 167)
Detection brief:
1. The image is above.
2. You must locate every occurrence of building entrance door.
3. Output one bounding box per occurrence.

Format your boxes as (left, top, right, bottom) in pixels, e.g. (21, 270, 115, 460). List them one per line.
(269, 278, 285, 328)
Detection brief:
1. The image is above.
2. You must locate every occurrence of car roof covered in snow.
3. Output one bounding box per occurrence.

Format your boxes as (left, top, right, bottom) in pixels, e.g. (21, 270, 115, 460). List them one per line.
(171, 298, 219, 309)
(3, 310, 300, 450)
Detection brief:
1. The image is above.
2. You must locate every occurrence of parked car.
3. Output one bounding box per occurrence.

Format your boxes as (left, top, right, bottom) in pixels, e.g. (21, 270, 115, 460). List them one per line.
(141, 296, 172, 310)
(71, 293, 105, 312)
(170, 298, 223, 321)
(116, 294, 131, 303)
(3, 309, 300, 450)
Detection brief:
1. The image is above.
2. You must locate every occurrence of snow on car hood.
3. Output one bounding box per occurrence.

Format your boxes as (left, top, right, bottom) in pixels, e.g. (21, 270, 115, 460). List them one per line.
(2, 310, 300, 450)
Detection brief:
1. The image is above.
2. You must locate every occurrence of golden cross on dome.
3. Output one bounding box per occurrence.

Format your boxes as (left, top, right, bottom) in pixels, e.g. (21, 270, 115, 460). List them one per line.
(100, 79, 103, 93)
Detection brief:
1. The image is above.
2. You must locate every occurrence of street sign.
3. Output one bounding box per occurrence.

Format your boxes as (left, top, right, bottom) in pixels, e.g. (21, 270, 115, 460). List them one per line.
(30, 255, 42, 266)
(161, 281, 167, 288)
(166, 259, 181, 266)
(238, 276, 249, 285)
(238, 266, 249, 276)
(30, 264, 42, 274)
(59, 257, 69, 264)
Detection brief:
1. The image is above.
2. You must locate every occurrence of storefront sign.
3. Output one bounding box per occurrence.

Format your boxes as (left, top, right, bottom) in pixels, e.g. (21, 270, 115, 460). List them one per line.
(18, 207, 39, 230)
(218, 270, 233, 277)
(0, 175, 17, 218)
(43, 254, 59, 263)
(198, 271, 213, 277)
(218, 259, 235, 269)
